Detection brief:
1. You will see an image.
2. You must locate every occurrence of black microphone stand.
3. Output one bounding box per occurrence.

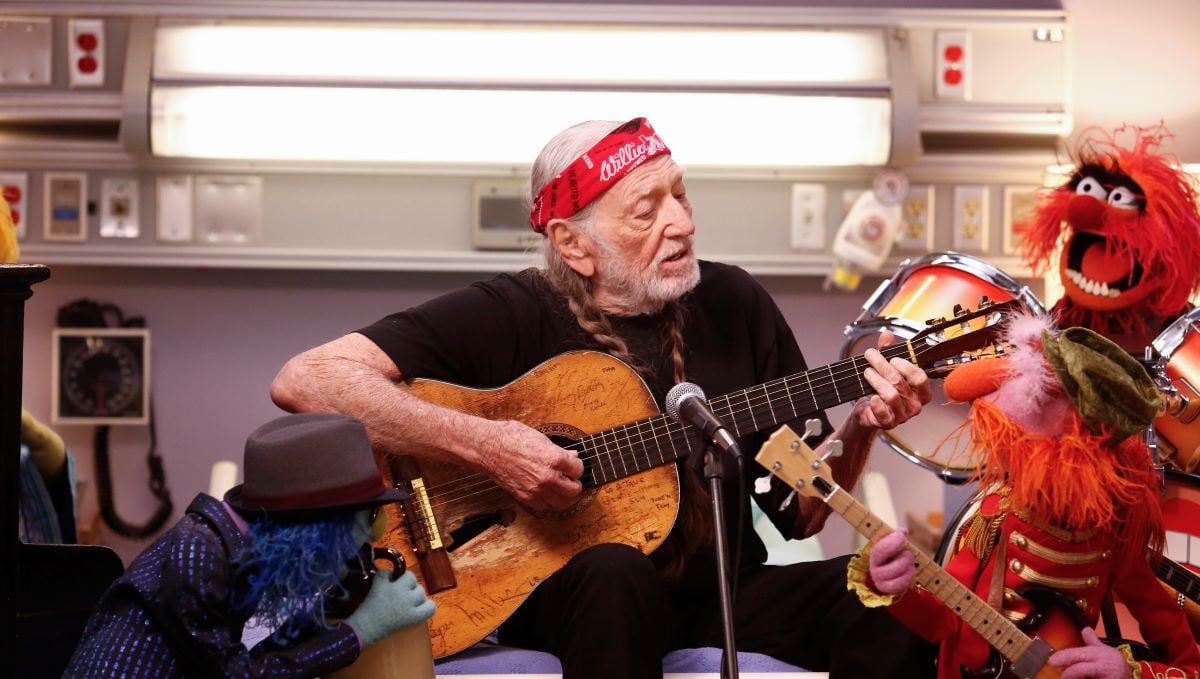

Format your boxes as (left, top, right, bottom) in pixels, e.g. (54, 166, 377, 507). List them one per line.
(700, 441, 740, 679)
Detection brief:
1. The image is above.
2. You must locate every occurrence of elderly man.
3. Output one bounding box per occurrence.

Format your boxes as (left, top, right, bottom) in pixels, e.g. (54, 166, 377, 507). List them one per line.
(271, 117, 933, 677)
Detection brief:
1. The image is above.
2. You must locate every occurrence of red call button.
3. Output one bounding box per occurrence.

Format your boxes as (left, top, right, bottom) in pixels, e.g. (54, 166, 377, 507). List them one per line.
(78, 55, 98, 74)
(10, 209, 20, 225)
(943, 68, 963, 86)
(2, 185, 21, 203)
(944, 44, 963, 62)
(77, 32, 98, 51)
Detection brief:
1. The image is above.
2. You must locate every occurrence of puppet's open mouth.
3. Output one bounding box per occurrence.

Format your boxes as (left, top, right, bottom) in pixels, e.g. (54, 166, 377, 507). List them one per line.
(1065, 231, 1144, 297)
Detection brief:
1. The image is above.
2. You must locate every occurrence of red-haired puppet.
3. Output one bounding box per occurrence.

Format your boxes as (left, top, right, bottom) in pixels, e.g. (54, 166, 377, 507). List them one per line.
(850, 313, 1200, 678)
(1019, 126, 1200, 353)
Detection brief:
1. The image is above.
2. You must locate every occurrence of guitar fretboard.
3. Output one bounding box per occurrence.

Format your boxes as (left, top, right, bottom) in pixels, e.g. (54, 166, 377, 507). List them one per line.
(1154, 555, 1200, 605)
(575, 344, 913, 487)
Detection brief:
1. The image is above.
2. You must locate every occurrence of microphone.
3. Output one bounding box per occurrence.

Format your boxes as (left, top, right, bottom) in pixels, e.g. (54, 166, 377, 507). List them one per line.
(665, 382, 741, 457)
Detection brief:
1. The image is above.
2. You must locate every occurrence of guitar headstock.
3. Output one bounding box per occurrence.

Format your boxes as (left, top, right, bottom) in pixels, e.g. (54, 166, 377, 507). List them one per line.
(754, 425, 839, 502)
(907, 298, 1019, 377)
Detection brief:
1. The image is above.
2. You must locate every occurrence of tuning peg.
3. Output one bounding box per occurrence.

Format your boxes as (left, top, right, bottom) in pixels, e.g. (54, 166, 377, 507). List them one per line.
(803, 418, 823, 441)
(953, 304, 969, 317)
(819, 439, 844, 463)
(925, 316, 946, 326)
(978, 296, 992, 308)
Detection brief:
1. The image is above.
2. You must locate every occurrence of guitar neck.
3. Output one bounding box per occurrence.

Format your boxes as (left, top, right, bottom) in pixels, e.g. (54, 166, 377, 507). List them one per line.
(821, 483, 1037, 667)
(1154, 555, 1200, 605)
(710, 343, 912, 440)
(579, 344, 913, 487)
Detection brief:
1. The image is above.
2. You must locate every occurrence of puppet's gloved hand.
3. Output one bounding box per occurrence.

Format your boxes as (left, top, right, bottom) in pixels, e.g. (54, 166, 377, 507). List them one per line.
(1048, 627, 1132, 679)
(346, 570, 436, 646)
(869, 529, 916, 595)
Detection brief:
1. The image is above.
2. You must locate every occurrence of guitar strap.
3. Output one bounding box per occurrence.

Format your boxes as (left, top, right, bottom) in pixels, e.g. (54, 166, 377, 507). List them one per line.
(987, 524, 1007, 612)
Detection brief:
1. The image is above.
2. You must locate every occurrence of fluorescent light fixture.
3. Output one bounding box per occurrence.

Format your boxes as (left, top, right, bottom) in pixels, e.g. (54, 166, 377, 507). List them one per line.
(151, 86, 891, 167)
(154, 23, 888, 87)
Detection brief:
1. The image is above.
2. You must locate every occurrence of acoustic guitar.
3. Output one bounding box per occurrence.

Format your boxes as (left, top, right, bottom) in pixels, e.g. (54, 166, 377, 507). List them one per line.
(756, 425, 1087, 679)
(376, 300, 1017, 658)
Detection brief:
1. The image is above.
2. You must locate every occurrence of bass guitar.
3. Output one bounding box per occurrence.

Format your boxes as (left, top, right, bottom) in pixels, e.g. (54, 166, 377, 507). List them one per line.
(379, 300, 1017, 658)
(755, 424, 1087, 679)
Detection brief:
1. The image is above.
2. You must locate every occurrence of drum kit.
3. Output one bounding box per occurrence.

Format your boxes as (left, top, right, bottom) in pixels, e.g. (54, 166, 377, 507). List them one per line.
(847, 251, 1200, 645)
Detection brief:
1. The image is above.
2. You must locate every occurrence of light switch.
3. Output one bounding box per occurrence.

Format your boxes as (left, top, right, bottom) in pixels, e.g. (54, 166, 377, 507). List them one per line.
(0, 172, 29, 239)
(156, 176, 194, 242)
(195, 176, 263, 243)
(952, 185, 988, 252)
(790, 184, 826, 250)
(44, 173, 88, 242)
(100, 178, 139, 238)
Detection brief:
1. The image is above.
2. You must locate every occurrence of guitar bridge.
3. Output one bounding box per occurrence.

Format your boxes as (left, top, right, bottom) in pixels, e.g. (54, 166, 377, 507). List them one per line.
(396, 473, 457, 594)
(406, 477, 444, 551)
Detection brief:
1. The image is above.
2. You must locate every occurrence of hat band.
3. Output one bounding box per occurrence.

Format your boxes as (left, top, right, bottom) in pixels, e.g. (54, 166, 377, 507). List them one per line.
(529, 117, 670, 233)
(241, 476, 391, 511)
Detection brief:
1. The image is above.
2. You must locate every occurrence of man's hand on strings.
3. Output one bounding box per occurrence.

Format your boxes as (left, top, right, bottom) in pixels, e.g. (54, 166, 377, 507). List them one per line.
(855, 329, 932, 430)
(480, 420, 584, 511)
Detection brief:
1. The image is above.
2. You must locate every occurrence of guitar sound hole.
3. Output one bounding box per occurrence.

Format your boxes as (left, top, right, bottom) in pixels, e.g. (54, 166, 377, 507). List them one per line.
(446, 510, 515, 553)
(548, 435, 596, 485)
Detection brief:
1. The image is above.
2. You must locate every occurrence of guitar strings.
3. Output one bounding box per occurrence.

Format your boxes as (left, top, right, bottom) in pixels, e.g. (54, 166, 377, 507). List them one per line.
(397, 341, 956, 537)
(412, 352, 889, 513)
(409, 342, 953, 516)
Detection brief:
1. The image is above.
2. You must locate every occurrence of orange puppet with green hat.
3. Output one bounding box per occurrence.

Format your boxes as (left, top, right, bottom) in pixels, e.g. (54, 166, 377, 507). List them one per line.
(851, 311, 1200, 678)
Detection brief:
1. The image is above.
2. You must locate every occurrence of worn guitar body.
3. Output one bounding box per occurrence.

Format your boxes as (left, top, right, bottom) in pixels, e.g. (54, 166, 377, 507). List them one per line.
(961, 586, 1084, 679)
(375, 351, 682, 659)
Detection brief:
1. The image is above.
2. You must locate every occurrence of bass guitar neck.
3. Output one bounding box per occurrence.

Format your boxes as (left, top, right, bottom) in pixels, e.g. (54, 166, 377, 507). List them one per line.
(756, 425, 1085, 679)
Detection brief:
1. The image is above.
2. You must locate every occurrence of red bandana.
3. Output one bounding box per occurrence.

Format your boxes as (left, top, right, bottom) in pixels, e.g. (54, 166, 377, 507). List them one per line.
(529, 117, 671, 233)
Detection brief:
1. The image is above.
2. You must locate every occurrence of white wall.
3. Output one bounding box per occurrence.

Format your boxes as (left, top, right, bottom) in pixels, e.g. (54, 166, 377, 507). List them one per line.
(1064, 0, 1200, 160)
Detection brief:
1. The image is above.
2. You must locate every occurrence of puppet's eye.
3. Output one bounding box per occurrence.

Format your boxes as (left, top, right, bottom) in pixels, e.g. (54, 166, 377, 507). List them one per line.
(1075, 176, 1108, 200)
(1107, 187, 1140, 210)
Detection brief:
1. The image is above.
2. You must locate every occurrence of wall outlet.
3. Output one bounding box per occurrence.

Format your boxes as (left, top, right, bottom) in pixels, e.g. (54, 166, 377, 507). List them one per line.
(68, 18, 105, 88)
(952, 185, 988, 252)
(790, 183, 827, 249)
(896, 184, 934, 252)
(0, 172, 29, 239)
(935, 30, 971, 101)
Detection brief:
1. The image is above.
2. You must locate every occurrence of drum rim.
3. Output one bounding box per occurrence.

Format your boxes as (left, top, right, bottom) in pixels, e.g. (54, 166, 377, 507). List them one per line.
(1164, 467, 1200, 488)
(853, 251, 1046, 326)
(840, 321, 983, 485)
(1152, 307, 1200, 358)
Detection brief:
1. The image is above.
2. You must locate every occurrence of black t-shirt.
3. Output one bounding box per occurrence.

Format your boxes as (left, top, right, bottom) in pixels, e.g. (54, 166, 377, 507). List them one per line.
(358, 260, 832, 569)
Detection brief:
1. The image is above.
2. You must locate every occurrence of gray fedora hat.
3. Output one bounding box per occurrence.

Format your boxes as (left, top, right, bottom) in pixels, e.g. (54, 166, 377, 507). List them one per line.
(225, 412, 406, 520)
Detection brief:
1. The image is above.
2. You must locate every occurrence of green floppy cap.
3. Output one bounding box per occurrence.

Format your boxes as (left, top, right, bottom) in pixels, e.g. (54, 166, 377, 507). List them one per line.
(1041, 326, 1161, 445)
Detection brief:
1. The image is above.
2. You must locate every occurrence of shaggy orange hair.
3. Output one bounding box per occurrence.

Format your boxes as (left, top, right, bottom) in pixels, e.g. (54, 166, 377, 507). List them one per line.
(1019, 125, 1200, 324)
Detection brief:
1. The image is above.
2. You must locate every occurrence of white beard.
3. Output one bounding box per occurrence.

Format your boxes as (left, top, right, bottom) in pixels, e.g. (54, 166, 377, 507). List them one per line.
(593, 235, 701, 315)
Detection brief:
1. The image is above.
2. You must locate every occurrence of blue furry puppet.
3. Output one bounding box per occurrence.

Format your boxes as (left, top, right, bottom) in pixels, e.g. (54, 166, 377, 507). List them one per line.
(65, 412, 435, 678)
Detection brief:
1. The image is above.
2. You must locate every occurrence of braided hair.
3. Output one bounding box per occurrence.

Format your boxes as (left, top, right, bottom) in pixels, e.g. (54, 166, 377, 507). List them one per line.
(528, 121, 708, 574)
